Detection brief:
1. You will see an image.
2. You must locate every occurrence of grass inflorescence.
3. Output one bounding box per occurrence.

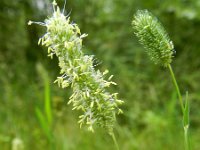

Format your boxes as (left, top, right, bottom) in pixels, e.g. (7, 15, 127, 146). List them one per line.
(132, 10, 190, 150)
(28, 1, 123, 135)
(132, 10, 174, 67)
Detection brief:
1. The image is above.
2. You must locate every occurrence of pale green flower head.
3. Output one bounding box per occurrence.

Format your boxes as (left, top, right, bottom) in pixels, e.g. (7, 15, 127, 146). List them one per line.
(132, 10, 174, 67)
(28, 1, 123, 133)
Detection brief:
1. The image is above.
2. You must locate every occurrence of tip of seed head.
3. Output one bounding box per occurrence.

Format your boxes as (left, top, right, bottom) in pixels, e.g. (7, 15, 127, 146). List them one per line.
(52, 0, 57, 6)
(28, 21, 32, 25)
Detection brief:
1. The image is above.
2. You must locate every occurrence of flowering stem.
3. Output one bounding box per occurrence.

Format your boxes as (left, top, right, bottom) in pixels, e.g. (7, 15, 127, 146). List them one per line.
(167, 64, 190, 150)
(110, 132, 119, 150)
(184, 126, 189, 150)
(29, 1, 123, 133)
(168, 64, 184, 113)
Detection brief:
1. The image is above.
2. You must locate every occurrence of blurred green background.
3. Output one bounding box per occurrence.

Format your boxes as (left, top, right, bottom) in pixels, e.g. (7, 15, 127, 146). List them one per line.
(1, 0, 200, 149)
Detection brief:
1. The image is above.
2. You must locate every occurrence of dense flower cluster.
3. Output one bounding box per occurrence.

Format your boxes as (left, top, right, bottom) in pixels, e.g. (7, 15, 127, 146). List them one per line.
(132, 10, 174, 66)
(29, 1, 123, 133)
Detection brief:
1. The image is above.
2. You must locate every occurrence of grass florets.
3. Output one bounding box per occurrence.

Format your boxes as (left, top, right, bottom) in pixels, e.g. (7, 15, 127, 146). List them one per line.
(132, 10, 174, 67)
(29, 1, 123, 133)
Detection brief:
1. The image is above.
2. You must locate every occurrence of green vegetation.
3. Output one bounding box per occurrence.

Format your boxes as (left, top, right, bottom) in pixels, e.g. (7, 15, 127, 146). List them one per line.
(132, 10, 190, 150)
(1, 0, 200, 150)
(29, 2, 123, 133)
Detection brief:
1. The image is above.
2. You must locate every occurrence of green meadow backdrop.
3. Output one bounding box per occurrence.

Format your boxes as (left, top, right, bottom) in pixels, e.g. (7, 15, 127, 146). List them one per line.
(0, 0, 200, 149)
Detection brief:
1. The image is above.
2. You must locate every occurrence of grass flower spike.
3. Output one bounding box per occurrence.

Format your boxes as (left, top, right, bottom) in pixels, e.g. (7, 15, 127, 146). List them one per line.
(132, 10, 190, 150)
(29, 1, 123, 134)
(132, 10, 174, 67)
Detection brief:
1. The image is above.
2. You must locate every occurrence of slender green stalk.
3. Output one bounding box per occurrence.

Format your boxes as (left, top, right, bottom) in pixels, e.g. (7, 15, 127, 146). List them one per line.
(110, 132, 119, 150)
(167, 64, 184, 113)
(167, 64, 190, 150)
(132, 10, 190, 150)
(184, 126, 189, 150)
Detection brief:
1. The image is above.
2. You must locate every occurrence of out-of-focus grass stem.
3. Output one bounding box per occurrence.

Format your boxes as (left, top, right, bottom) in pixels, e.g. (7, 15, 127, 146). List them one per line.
(168, 64, 190, 150)
(110, 132, 119, 150)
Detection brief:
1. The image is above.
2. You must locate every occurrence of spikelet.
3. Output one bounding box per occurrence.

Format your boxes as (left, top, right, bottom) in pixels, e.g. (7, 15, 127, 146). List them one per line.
(28, 1, 123, 133)
(132, 10, 174, 67)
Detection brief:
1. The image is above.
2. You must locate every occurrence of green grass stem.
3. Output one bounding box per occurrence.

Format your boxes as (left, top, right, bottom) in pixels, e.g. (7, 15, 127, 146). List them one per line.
(168, 64, 190, 150)
(168, 64, 184, 113)
(110, 132, 119, 150)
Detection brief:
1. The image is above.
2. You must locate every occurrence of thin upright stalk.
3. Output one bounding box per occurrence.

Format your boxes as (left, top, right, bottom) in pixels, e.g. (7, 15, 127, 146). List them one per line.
(184, 126, 189, 150)
(110, 132, 119, 150)
(168, 64, 184, 113)
(167, 64, 190, 150)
